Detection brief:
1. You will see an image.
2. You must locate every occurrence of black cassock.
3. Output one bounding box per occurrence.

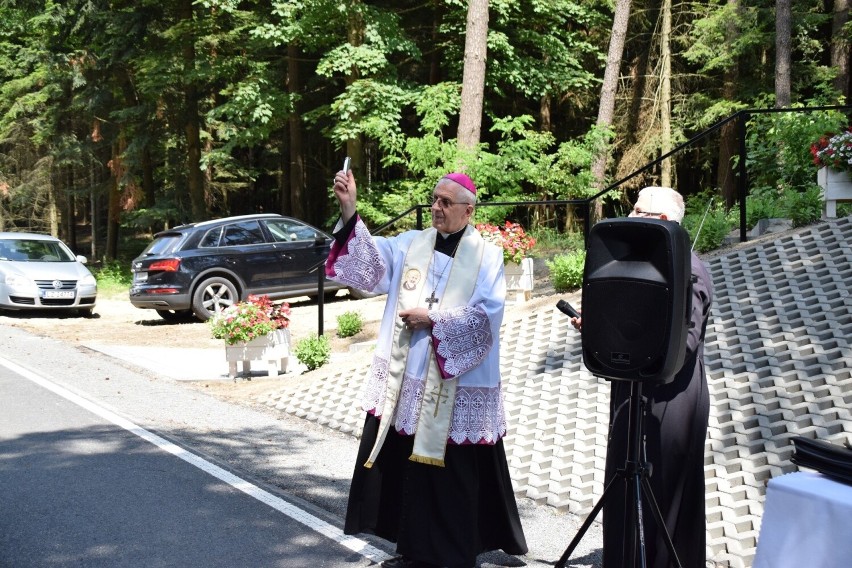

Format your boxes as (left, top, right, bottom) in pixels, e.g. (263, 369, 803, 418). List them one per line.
(342, 229, 528, 568)
(345, 416, 528, 568)
(602, 253, 714, 568)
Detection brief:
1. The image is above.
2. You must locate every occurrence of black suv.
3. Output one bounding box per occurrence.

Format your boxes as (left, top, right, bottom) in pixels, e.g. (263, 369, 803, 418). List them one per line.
(129, 214, 348, 321)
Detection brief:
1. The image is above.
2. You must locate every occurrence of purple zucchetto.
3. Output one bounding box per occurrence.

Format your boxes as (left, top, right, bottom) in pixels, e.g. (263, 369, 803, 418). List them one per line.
(441, 172, 477, 194)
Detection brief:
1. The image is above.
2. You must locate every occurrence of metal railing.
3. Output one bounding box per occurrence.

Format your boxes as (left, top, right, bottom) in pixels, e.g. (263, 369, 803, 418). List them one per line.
(371, 105, 852, 243)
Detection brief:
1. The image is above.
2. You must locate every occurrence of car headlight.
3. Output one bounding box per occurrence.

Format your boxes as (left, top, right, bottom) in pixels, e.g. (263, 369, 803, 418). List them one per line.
(4, 274, 33, 289)
(80, 273, 97, 287)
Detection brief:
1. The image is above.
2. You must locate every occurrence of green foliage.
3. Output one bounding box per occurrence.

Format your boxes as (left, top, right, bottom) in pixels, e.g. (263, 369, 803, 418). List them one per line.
(294, 334, 331, 372)
(336, 310, 364, 338)
(0, 0, 846, 262)
(546, 249, 586, 292)
(746, 188, 784, 229)
(92, 260, 132, 285)
(686, 208, 733, 253)
(682, 191, 735, 253)
(745, 109, 847, 195)
(92, 260, 133, 298)
(531, 228, 585, 255)
(781, 186, 823, 228)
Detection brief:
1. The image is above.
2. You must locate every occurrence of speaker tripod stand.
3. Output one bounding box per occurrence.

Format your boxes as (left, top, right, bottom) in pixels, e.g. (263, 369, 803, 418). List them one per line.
(555, 380, 683, 568)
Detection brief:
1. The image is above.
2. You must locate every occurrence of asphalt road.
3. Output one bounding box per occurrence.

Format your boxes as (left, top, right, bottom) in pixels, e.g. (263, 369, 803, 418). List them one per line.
(0, 324, 601, 568)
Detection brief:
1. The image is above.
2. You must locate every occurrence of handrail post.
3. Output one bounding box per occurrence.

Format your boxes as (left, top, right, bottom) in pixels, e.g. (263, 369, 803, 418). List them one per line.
(737, 111, 749, 243)
(317, 262, 324, 336)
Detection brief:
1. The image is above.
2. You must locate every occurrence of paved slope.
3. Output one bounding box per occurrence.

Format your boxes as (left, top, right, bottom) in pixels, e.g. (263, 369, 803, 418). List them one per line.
(257, 215, 852, 568)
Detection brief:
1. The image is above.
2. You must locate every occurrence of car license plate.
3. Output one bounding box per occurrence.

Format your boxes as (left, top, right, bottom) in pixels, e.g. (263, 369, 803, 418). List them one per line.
(134, 272, 148, 283)
(42, 290, 75, 299)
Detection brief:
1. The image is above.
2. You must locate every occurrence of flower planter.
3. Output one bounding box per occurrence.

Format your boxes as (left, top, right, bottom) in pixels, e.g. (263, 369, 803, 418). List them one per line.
(817, 167, 852, 218)
(504, 257, 534, 302)
(225, 328, 290, 381)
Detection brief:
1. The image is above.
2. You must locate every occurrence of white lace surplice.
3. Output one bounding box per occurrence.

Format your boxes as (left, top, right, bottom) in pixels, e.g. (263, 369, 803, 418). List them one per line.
(326, 217, 508, 445)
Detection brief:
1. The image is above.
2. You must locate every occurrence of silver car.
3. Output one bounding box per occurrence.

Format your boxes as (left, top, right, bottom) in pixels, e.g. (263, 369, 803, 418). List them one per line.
(0, 232, 98, 316)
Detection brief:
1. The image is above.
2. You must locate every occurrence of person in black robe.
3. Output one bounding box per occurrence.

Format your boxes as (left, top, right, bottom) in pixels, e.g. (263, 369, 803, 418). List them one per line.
(571, 186, 714, 568)
(329, 169, 528, 568)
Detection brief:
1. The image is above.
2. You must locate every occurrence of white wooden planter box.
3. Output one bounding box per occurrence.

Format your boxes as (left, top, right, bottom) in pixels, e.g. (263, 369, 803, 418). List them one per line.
(225, 328, 290, 381)
(817, 167, 852, 218)
(504, 257, 534, 302)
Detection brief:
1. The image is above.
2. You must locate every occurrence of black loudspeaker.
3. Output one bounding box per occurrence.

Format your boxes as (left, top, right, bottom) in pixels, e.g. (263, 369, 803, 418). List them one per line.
(581, 218, 691, 383)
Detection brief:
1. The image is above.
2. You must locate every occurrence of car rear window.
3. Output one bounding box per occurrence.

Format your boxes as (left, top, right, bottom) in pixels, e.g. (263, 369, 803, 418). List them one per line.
(142, 234, 184, 255)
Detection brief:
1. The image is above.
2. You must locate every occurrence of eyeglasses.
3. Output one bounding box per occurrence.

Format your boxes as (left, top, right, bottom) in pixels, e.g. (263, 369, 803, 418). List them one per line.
(629, 210, 663, 218)
(431, 195, 470, 209)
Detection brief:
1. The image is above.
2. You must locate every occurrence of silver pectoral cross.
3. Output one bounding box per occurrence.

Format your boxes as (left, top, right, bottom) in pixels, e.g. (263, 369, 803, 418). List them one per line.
(426, 290, 439, 309)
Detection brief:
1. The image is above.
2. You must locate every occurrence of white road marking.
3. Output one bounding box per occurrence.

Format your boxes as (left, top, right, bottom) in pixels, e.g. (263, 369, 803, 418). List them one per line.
(0, 355, 389, 563)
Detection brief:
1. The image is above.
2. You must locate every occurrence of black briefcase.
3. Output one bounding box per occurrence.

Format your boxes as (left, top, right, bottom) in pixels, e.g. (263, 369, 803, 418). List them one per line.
(791, 436, 852, 485)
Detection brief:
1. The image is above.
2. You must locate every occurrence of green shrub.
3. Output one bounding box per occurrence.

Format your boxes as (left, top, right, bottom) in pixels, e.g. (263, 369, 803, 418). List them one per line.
(531, 227, 585, 256)
(782, 186, 823, 227)
(746, 189, 784, 229)
(337, 310, 364, 338)
(294, 334, 331, 371)
(686, 208, 733, 253)
(92, 260, 133, 298)
(546, 249, 586, 292)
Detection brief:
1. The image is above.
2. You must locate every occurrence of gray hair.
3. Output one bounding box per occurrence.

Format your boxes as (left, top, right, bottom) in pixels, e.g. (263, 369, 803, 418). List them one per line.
(633, 186, 685, 223)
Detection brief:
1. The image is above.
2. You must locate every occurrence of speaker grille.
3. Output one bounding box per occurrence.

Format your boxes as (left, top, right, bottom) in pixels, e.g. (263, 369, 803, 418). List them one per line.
(580, 218, 690, 383)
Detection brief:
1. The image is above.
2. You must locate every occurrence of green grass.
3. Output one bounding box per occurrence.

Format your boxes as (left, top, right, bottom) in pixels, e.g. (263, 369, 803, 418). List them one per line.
(92, 260, 133, 300)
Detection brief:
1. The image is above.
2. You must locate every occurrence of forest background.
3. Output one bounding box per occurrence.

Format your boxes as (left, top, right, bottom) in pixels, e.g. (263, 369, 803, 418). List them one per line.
(1, 0, 851, 265)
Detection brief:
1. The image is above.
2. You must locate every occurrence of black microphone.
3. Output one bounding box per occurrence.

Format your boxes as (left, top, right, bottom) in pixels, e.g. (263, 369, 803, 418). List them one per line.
(556, 299, 580, 319)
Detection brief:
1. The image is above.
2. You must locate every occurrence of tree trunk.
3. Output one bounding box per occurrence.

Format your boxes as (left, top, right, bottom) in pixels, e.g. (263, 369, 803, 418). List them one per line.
(105, 142, 122, 262)
(286, 43, 304, 218)
(90, 162, 98, 260)
(180, 0, 206, 221)
(591, 0, 632, 216)
(457, 0, 489, 150)
(48, 166, 59, 237)
(775, 0, 791, 107)
(346, 9, 365, 181)
(65, 168, 77, 251)
(540, 92, 552, 133)
(660, 0, 673, 187)
(832, 0, 850, 99)
(141, 146, 156, 209)
(718, 0, 741, 207)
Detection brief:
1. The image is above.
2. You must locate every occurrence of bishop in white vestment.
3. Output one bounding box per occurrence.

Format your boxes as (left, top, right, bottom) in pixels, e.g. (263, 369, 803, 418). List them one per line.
(327, 171, 527, 568)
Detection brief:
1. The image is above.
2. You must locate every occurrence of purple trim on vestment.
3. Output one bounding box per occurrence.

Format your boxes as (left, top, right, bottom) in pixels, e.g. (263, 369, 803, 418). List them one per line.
(326, 218, 385, 291)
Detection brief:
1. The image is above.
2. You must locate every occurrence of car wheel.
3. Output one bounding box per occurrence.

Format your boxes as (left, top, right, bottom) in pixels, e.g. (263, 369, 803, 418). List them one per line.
(156, 309, 195, 321)
(192, 277, 238, 321)
(76, 308, 95, 318)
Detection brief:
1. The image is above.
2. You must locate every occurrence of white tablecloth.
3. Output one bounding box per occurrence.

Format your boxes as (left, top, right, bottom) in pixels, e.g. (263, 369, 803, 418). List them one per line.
(753, 471, 852, 568)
